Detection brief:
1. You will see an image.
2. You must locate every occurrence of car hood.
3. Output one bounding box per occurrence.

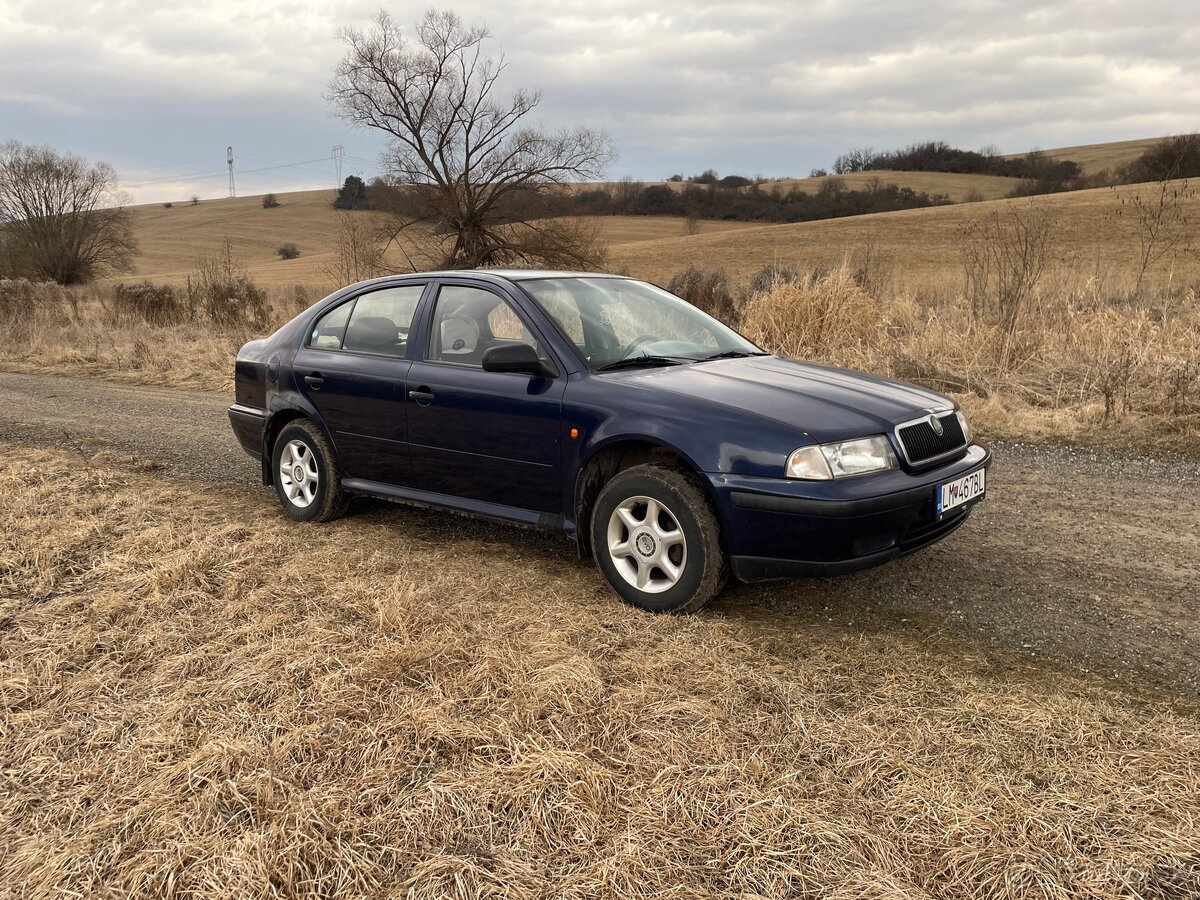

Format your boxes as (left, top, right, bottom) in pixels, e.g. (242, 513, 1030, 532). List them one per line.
(611, 355, 952, 442)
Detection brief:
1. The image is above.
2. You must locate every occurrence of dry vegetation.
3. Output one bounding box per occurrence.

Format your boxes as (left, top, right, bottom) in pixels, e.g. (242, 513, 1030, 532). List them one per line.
(664, 251, 1199, 455)
(755, 170, 1021, 202)
(1, 443, 1198, 897)
(1003, 136, 1169, 176)
(4, 184, 1197, 453)
(609, 181, 1200, 286)
(119, 190, 756, 288)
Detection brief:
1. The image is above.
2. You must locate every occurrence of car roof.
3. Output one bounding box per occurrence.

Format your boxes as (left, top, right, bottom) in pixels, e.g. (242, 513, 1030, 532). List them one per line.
(352, 269, 630, 287)
(445, 269, 628, 282)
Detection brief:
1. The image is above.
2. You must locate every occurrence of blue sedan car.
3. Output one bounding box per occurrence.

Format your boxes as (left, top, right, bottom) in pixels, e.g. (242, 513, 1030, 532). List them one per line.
(229, 270, 989, 612)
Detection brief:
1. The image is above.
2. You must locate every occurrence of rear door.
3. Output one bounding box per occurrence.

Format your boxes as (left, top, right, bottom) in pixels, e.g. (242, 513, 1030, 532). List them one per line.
(293, 282, 427, 485)
(405, 282, 567, 514)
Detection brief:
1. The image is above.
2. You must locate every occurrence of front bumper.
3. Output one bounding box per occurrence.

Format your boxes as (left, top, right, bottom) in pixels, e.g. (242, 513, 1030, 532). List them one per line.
(709, 443, 991, 582)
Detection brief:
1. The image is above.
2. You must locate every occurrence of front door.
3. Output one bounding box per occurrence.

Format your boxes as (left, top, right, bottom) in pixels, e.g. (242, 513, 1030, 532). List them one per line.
(405, 283, 566, 514)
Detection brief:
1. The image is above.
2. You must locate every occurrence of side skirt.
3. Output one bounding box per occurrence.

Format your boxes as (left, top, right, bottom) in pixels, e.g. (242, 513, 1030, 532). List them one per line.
(342, 477, 567, 534)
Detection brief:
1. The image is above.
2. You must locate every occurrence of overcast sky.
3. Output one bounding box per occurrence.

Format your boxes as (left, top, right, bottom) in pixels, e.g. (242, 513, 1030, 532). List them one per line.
(2, 0, 1197, 204)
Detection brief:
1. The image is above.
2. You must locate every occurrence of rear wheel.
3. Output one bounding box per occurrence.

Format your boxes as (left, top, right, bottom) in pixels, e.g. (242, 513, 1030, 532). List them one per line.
(591, 464, 726, 613)
(271, 420, 348, 522)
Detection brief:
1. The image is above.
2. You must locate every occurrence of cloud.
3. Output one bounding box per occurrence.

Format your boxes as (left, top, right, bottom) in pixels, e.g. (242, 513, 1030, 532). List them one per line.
(1, 0, 1196, 200)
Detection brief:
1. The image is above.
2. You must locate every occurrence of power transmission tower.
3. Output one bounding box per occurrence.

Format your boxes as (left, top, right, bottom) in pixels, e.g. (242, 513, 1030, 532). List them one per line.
(332, 144, 345, 187)
(227, 146, 236, 198)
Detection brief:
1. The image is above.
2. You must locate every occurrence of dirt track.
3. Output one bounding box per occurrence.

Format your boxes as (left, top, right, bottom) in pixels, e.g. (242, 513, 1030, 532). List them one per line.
(2, 369, 1198, 698)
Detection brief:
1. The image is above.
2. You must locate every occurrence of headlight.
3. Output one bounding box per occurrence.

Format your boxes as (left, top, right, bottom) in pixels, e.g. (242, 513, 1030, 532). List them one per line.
(955, 409, 972, 443)
(786, 435, 898, 480)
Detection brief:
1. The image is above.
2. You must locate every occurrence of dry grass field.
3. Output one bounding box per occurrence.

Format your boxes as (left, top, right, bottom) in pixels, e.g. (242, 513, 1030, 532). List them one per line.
(608, 181, 1200, 287)
(4, 172, 1198, 451)
(123, 193, 757, 288)
(1004, 136, 1169, 176)
(2, 442, 1198, 898)
(582, 171, 1021, 202)
(756, 170, 1020, 201)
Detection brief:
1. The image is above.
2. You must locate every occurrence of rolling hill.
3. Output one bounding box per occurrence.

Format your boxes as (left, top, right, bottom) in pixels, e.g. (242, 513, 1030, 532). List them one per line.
(1003, 135, 1168, 176)
(116, 136, 1194, 293)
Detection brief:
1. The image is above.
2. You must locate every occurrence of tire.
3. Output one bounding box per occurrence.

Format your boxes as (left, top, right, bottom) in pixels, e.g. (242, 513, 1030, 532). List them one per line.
(591, 463, 726, 613)
(270, 420, 349, 522)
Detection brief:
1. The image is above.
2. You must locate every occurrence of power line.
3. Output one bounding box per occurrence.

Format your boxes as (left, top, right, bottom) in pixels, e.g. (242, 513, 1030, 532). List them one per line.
(121, 156, 352, 188)
(119, 155, 222, 175)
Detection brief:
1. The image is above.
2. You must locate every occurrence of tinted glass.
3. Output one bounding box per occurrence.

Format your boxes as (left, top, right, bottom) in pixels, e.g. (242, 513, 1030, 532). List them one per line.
(520, 277, 759, 369)
(342, 285, 423, 357)
(308, 285, 423, 355)
(309, 301, 352, 350)
(427, 285, 541, 367)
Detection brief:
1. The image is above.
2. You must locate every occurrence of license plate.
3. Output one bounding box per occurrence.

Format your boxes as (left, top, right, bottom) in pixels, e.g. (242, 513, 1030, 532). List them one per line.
(936, 467, 986, 517)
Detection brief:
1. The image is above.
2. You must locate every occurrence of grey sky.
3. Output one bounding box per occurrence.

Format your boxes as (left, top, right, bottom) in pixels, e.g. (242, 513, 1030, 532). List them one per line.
(2, 0, 1197, 203)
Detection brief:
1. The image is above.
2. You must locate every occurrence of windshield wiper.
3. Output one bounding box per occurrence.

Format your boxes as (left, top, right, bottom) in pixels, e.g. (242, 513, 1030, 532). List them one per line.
(595, 355, 685, 372)
(697, 350, 769, 361)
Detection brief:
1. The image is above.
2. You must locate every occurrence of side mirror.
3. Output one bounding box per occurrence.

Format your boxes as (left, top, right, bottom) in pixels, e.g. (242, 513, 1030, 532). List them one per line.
(481, 342, 556, 377)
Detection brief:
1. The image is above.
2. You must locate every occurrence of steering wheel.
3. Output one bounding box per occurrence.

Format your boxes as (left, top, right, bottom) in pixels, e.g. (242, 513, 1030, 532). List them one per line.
(621, 334, 659, 358)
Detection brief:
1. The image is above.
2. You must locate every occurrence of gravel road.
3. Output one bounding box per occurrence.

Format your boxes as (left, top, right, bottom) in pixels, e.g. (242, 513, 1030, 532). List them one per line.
(3, 370, 1198, 698)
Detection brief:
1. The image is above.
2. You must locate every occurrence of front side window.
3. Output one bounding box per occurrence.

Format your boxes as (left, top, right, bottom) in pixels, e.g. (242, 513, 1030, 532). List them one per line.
(427, 285, 542, 367)
(308, 284, 424, 357)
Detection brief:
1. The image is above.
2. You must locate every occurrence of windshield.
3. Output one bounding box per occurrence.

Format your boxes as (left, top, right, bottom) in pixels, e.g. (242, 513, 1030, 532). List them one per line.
(518, 277, 762, 370)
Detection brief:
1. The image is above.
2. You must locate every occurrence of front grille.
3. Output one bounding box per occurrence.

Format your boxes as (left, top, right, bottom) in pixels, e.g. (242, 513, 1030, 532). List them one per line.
(897, 413, 966, 464)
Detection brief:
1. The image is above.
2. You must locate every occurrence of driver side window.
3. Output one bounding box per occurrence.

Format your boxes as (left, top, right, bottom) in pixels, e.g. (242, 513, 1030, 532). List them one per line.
(426, 285, 542, 367)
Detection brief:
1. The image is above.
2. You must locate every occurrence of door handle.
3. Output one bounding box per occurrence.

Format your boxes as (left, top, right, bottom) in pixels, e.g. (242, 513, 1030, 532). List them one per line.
(304, 372, 324, 390)
(408, 387, 435, 405)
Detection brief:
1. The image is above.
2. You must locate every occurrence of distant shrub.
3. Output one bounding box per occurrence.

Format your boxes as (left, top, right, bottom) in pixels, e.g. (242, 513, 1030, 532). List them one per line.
(111, 281, 186, 326)
(667, 174, 683, 182)
(689, 169, 719, 185)
(1119, 133, 1200, 184)
(190, 195, 200, 206)
(277, 242, 301, 260)
(262, 193, 280, 209)
(809, 168, 828, 178)
(745, 264, 801, 298)
(188, 239, 269, 328)
(162, 202, 173, 209)
(0, 278, 70, 327)
(718, 174, 753, 189)
(666, 266, 740, 326)
(333, 175, 368, 210)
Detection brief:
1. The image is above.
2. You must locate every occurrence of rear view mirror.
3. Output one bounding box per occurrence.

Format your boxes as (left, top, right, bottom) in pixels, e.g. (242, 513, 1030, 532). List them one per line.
(481, 343, 556, 377)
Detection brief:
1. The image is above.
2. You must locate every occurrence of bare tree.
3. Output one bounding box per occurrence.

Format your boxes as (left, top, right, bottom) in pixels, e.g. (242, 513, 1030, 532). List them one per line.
(961, 201, 1055, 364)
(0, 141, 137, 284)
(326, 9, 615, 270)
(324, 212, 388, 284)
(1121, 178, 1194, 297)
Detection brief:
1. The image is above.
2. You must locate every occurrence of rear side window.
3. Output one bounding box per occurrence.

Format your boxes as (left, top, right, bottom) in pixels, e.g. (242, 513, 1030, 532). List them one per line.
(310, 302, 352, 349)
(308, 285, 424, 356)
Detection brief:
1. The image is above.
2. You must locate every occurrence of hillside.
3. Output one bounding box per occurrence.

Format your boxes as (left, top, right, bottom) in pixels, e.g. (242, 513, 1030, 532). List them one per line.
(122, 194, 758, 287)
(583, 171, 1020, 202)
(1003, 135, 1168, 176)
(116, 136, 1195, 292)
(757, 170, 1019, 201)
(608, 180, 1200, 288)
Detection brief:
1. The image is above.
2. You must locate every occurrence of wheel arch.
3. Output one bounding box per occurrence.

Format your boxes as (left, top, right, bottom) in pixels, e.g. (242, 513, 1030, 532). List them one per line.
(574, 436, 718, 560)
(261, 407, 334, 485)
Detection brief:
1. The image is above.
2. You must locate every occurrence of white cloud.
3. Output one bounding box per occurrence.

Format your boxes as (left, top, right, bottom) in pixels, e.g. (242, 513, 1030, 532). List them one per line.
(1, 0, 1196, 200)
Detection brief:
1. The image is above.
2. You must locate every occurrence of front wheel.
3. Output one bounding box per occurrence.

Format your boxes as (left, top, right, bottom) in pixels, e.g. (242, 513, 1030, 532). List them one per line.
(271, 420, 348, 522)
(591, 464, 726, 613)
